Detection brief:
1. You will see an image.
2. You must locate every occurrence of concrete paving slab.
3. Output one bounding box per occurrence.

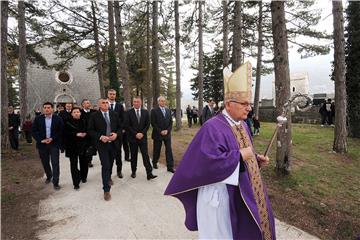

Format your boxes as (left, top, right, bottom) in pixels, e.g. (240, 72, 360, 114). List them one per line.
(37, 153, 320, 240)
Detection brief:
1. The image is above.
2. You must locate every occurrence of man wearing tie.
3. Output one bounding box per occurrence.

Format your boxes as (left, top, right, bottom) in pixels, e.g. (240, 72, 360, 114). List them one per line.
(107, 89, 125, 178)
(32, 102, 64, 190)
(151, 96, 175, 173)
(125, 96, 157, 180)
(88, 98, 122, 201)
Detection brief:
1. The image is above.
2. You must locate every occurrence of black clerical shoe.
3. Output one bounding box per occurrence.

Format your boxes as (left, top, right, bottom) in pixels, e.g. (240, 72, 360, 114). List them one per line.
(74, 185, 80, 190)
(153, 162, 158, 169)
(45, 178, 51, 184)
(117, 172, 123, 178)
(88, 162, 93, 168)
(82, 179, 87, 183)
(131, 172, 136, 178)
(125, 158, 131, 162)
(147, 173, 157, 180)
(167, 168, 175, 173)
(53, 185, 61, 191)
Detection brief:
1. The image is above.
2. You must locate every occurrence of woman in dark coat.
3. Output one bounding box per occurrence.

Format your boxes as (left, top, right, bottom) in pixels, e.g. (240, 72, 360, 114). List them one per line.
(65, 107, 88, 190)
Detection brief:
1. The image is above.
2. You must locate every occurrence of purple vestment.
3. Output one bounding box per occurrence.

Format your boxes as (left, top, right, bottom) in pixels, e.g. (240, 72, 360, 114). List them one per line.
(164, 114, 276, 240)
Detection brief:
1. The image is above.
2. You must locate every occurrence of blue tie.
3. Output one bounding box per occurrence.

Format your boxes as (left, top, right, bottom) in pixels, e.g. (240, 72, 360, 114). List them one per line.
(104, 112, 111, 136)
(162, 108, 166, 117)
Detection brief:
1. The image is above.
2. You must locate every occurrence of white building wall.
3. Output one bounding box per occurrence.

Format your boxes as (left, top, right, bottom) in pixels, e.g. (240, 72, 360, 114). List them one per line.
(27, 47, 100, 115)
(272, 72, 309, 106)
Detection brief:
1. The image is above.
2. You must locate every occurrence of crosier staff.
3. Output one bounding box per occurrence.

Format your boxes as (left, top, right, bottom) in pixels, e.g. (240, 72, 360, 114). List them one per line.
(264, 93, 313, 157)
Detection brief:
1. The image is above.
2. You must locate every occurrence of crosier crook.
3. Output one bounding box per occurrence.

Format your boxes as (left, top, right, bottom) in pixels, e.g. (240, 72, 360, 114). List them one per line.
(264, 93, 313, 157)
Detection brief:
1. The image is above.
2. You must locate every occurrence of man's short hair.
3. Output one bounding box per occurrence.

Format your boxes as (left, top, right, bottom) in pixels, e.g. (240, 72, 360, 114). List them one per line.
(108, 89, 116, 93)
(43, 102, 53, 108)
(157, 96, 165, 102)
(133, 96, 141, 100)
(81, 99, 89, 105)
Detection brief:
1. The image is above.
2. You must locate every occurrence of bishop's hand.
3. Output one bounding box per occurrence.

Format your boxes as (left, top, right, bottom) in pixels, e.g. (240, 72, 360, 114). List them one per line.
(240, 146, 253, 162)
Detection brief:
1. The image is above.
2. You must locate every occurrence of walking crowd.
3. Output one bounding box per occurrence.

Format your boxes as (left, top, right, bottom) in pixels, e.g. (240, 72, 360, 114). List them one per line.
(8, 89, 175, 201)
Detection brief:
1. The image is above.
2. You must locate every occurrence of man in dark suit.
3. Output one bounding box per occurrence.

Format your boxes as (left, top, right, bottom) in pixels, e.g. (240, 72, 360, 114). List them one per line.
(88, 98, 122, 201)
(8, 106, 20, 150)
(151, 96, 175, 173)
(107, 89, 125, 178)
(201, 99, 215, 125)
(81, 99, 96, 169)
(32, 102, 64, 190)
(58, 102, 73, 152)
(125, 96, 157, 180)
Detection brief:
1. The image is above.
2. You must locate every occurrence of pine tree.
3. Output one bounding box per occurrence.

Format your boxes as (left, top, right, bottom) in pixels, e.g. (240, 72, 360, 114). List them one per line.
(114, 1, 131, 108)
(271, 1, 292, 174)
(191, 47, 224, 105)
(18, 0, 27, 124)
(332, 1, 347, 153)
(152, 1, 160, 108)
(175, 0, 182, 130)
(1, 1, 10, 149)
(108, 1, 119, 95)
(345, 2, 360, 138)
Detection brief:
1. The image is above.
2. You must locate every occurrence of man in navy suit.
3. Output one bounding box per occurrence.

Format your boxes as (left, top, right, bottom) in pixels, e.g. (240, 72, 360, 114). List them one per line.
(32, 102, 64, 190)
(107, 89, 125, 178)
(88, 98, 122, 201)
(125, 96, 157, 180)
(151, 96, 175, 173)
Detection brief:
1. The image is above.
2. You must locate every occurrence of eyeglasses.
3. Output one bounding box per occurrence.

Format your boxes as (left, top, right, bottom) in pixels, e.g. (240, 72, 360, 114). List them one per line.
(229, 101, 252, 107)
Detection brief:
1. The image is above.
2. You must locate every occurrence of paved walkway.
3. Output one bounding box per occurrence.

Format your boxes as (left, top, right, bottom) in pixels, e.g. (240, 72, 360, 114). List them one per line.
(37, 153, 320, 240)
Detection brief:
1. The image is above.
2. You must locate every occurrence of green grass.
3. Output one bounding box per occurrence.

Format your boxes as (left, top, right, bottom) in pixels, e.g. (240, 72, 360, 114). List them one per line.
(254, 123, 360, 239)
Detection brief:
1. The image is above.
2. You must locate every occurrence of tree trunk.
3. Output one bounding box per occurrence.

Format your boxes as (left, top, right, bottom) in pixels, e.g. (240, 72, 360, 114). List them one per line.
(198, 1, 204, 114)
(1, 1, 9, 149)
(175, 1, 182, 130)
(253, 1, 263, 118)
(152, 1, 160, 108)
(114, 1, 131, 109)
(91, 1, 105, 98)
(232, 1, 242, 71)
(18, 0, 27, 123)
(222, 0, 229, 102)
(271, 1, 292, 174)
(146, 1, 152, 111)
(332, 1, 348, 153)
(222, 0, 229, 67)
(345, 2, 360, 138)
(108, 0, 119, 94)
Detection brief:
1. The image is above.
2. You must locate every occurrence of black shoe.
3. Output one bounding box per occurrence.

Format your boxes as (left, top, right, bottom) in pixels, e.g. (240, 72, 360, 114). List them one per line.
(74, 185, 80, 190)
(131, 172, 136, 178)
(153, 162, 158, 169)
(54, 185, 61, 191)
(45, 178, 51, 184)
(81, 179, 87, 183)
(117, 172, 123, 178)
(167, 168, 175, 173)
(88, 163, 93, 168)
(125, 158, 131, 162)
(147, 173, 157, 180)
